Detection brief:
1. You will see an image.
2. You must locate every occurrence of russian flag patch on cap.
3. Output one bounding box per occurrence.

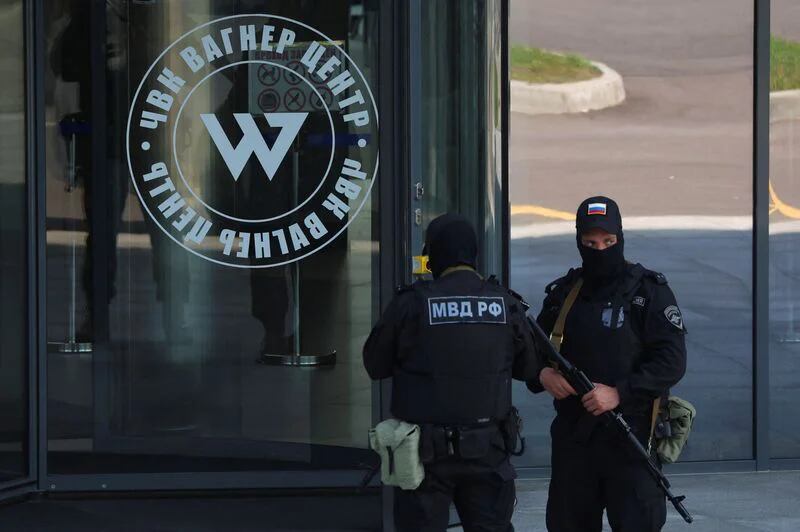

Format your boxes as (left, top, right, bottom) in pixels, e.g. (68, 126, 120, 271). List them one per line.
(587, 203, 607, 216)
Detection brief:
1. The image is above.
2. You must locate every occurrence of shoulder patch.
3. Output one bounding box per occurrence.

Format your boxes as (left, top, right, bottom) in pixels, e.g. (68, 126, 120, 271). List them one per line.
(664, 305, 684, 330)
(427, 296, 507, 325)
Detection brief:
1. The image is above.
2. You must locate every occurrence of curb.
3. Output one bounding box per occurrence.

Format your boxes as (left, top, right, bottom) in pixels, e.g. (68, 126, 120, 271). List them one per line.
(770, 90, 800, 123)
(510, 61, 626, 116)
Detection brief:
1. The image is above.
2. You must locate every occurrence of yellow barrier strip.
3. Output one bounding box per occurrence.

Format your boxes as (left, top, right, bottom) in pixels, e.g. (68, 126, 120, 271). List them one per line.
(769, 181, 800, 220)
(510, 204, 575, 221)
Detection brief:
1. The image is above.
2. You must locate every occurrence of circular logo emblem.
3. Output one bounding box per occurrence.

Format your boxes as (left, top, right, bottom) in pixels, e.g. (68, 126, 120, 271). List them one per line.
(127, 14, 379, 268)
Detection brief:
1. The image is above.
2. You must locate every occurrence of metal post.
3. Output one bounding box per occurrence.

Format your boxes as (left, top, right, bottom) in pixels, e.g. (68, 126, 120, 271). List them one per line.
(500, 0, 510, 286)
(32, 0, 48, 492)
(408, 0, 423, 278)
(293, 147, 302, 356)
(259, 136, 335, 367)
(24, 0, 44, 492)
(753, 0, 770, 470)
(48, 116, 92, 354)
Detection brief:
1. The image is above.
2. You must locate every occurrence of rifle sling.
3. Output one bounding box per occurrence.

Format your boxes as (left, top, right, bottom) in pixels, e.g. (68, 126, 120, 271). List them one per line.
(549, 277, 584, 356)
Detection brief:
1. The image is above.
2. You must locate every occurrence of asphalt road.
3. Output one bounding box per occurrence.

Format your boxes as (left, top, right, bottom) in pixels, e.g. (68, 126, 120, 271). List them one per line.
(510, 0, 756, 218)
(773, 0, 800, 42)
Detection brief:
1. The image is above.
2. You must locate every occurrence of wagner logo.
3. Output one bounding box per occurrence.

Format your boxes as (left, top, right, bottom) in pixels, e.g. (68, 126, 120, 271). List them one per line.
(126, 15, 379, 268)
(200, 112, 308, 181)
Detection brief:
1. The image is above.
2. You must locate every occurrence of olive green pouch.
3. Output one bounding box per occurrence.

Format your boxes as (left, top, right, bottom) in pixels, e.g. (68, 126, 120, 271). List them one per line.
(656, 396, 697, 464)
(368, 419, 425, 490)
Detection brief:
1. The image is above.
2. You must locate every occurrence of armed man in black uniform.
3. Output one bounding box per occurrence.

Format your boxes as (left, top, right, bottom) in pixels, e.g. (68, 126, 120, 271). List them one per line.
(528, 197, 687, 532)
(363, 213, 540, 532)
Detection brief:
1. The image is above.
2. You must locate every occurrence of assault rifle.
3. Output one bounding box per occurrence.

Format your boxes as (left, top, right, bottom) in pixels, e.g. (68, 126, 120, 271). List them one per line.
(525, 313, 693, 524)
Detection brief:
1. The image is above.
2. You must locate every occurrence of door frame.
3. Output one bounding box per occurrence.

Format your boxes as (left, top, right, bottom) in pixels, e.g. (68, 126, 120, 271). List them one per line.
(0, 0, 42, 501)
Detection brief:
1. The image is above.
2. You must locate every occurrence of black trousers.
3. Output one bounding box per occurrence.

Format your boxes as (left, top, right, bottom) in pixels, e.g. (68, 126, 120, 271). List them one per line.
(546, 414, 667, 532)
(394, 450, 516, 532)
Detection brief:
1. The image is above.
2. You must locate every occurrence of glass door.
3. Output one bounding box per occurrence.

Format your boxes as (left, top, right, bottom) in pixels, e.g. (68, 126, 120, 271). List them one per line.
(409, 0, 505, 278)
(44, 0, 381, 486)
(0, 0, 33, 495)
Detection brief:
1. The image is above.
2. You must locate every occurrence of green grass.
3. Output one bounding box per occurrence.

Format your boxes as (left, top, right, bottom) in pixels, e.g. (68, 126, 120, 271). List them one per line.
(510, 44, 601, 84)
(772, 35, 800, 91)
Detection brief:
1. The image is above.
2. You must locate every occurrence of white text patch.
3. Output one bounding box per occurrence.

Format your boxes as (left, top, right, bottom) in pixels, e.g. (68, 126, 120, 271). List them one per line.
(427, 296, 507, 325)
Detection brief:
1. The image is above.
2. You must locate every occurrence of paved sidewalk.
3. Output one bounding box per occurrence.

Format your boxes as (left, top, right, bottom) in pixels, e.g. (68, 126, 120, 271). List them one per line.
(507, 471, 800, 532)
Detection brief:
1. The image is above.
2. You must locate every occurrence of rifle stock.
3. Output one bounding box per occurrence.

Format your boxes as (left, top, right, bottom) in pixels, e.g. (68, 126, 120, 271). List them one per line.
(526, 315, 693, 524)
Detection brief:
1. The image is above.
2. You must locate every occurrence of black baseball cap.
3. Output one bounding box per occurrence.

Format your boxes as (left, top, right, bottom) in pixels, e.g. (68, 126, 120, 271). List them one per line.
(576, 196, 622, 235)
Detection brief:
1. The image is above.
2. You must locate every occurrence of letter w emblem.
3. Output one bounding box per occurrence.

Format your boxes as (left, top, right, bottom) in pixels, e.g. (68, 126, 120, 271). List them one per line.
(200, 112, 308, 182)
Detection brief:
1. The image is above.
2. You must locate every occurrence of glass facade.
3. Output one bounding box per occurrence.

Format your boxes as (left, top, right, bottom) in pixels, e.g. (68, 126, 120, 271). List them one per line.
(0, 0, 506, 502)
(508, 0, 767, 468)
(416, 0, 505, 276)
(0, 0, 28, 486)
(44, 0, 383, 475)
(770, 2, 800, 459)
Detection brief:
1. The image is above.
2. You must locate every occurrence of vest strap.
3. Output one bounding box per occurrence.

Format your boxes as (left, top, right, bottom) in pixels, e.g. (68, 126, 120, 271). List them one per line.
(550, 277, 584, 354)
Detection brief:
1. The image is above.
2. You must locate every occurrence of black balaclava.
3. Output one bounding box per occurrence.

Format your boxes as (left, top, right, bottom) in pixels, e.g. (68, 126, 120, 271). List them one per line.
(575, 196, 626, 283)
(424, 213, 478, 279)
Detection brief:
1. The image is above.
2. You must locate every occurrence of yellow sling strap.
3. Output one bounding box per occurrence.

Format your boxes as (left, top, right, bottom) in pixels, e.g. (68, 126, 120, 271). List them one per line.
(549, 277, 584, 353)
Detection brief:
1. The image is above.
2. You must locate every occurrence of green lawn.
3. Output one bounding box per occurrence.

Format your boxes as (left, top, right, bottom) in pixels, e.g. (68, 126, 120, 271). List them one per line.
(772, 35, 800, 91)
(510, 44, 601, 84)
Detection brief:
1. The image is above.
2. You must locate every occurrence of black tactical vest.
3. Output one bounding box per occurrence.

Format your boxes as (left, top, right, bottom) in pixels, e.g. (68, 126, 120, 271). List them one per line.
(547, 264, 661, 418)
(390, 278, 518, 426)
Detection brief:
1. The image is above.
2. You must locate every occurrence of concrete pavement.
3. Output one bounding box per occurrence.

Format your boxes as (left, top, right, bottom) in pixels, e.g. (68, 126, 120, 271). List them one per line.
(510, 471, 800, 532)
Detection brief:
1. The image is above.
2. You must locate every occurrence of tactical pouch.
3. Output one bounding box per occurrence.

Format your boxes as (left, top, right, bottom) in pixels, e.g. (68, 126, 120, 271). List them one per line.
(500, 407, 526, 456)
(368, 419, 425, 490)
(656, 396, 696, 464)
(457, 425, 496, 459)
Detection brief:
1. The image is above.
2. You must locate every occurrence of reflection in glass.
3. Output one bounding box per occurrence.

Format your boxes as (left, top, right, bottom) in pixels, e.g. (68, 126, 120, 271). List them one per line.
(769, 16, 800, 458)
(510, 0, 754, 465)
(0, 0, 28, 484)
(45, 0, 380, 475)
(418, 0, 504, 275)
